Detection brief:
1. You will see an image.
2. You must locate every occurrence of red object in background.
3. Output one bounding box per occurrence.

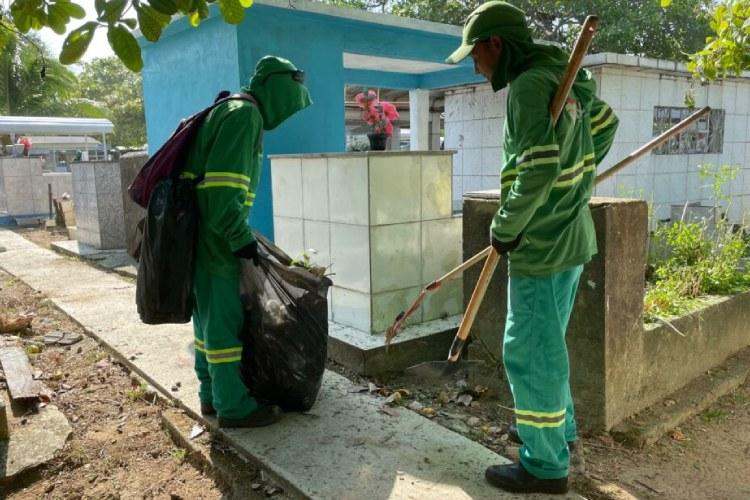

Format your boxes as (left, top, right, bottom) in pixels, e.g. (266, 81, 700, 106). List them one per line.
(17, 136, 32, 155)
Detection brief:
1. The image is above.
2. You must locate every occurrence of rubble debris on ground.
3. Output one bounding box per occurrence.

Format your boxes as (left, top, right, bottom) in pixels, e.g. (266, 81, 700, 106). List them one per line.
(0, 313, 34, 334)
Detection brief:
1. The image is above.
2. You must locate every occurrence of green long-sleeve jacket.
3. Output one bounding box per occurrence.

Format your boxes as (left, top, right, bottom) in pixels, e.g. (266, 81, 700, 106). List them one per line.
(182, 56, 312, 278)
(492, 67, 619, 277)
(183, 99, 263, 278)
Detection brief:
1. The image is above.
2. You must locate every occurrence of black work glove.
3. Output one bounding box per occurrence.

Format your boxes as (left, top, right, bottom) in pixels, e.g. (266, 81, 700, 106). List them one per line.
(491, 233, 523, 255)
(234, 241, 260, 266)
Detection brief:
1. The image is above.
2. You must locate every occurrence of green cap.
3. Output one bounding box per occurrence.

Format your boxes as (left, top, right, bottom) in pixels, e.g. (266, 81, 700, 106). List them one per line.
(446, 1, 530, 64)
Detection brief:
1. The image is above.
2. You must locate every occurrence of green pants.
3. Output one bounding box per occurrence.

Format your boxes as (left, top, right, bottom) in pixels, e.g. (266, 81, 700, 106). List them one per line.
(503, 265, 583, 479)
(193, 263, 257, 419)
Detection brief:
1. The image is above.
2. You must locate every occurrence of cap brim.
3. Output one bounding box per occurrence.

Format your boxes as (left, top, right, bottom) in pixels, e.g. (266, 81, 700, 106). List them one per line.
(445, 43, 473, 64)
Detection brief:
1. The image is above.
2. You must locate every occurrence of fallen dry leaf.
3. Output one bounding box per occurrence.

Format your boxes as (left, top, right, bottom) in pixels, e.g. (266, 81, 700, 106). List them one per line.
(384, 392, 402, 406)
(671, 430, 687, 441)
(598, 433, 616, 447)
(419, 407, 437, 418)
(437, 391, 450, 405)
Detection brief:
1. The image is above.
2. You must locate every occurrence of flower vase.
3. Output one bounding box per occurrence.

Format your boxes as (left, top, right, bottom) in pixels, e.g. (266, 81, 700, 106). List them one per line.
(367, 133, 388, 151)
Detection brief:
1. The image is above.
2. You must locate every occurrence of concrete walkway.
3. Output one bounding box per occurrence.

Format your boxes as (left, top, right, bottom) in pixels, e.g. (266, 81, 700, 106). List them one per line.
(0, 230, 580, 499)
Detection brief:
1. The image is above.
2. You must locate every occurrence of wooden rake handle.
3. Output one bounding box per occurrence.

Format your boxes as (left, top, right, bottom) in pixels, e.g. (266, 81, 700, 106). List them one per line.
(447, 15, 600, 362)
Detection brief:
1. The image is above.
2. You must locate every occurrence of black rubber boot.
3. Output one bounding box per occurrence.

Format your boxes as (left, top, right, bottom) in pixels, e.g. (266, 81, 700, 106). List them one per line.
(200, 401, 216, 416)
(485, 462, 568, 494)
(218, 405, 283, 428)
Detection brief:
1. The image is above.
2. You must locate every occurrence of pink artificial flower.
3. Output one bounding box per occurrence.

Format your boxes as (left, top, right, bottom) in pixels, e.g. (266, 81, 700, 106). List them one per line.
(355, 92, 365, 105)
(381, 101, 399, 121)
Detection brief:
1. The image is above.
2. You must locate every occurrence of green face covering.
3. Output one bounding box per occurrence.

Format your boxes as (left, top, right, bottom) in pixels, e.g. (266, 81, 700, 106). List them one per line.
(243, 56, 313, 131)
(490, 38, 568, 92)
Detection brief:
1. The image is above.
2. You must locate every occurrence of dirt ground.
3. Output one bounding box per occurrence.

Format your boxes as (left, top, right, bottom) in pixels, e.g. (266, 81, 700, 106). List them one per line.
(0, 269, 281, 500)
(11, 225, 70, 249)
(332, 358, 750, 500)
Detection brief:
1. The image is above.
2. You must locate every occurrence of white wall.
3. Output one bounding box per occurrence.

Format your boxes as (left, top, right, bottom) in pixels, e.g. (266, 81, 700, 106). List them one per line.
(444, 62, 750, 223)
(593, 67, 750, 223)
(444, 85, 507, 211)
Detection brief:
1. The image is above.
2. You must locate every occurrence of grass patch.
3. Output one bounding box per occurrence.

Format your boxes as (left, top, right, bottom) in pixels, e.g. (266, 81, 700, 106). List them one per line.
(170, 447, 187, 464)
(85, 349, 107, 363)
(701, 407, 727, 423)
(127, 383, 147, 402)
(730, 391, 750, 405)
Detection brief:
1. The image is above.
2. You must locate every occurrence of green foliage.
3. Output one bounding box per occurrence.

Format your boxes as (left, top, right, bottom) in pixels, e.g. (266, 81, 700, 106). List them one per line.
(170, 447, 187, 463)
(0, 25, 101, 117)
(59, 21, 97, 64)
(515, 0, 712, 60)
(291, 248, 330, 277)
(698, 163, 740, 207)
(76, 56, 147, 146)
(645, 164, 750, 322)
(688, 0, 750, 80)
(701, 407, 727, 422)
(328, 0, 712, 60)
(2, 0, 255, 71)
(107, 24, 142, 71)
(127, 382, 147, 401)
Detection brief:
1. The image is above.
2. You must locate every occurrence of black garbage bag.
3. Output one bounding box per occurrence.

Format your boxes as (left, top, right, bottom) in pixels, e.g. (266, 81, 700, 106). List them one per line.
(136, 178, 199, 324)
(239, 234, 332, 411)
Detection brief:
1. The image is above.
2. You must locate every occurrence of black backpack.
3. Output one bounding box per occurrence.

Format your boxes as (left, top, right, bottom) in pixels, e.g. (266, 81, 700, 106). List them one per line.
(135, 92, 259, 324)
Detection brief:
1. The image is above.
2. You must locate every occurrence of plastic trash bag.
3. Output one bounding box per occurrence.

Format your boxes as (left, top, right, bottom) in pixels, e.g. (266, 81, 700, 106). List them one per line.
(239, 234, 332, 411)
(136, 178, 198, 324)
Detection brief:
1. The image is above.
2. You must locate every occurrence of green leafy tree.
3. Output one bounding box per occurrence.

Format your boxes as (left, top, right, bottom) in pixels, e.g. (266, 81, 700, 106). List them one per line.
(2, 0, 255, 71)
(0, 20, 91, 116)
(76, 56, 146, 146)
(328, 0, 712, 60)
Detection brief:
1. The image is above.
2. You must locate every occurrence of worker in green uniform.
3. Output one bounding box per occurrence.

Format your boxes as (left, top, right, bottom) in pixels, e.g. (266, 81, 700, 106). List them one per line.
(182, 56, 312, 428)
(447, 2, 618, 494)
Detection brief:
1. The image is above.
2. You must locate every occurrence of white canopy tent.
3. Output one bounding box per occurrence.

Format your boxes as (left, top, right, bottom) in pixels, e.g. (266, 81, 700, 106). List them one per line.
(0, 116, 114, 163)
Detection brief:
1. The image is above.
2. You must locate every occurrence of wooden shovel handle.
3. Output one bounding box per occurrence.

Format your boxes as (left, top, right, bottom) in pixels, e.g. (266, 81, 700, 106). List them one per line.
(550, 16, 599, 122)
(448, 248, 500, 361)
